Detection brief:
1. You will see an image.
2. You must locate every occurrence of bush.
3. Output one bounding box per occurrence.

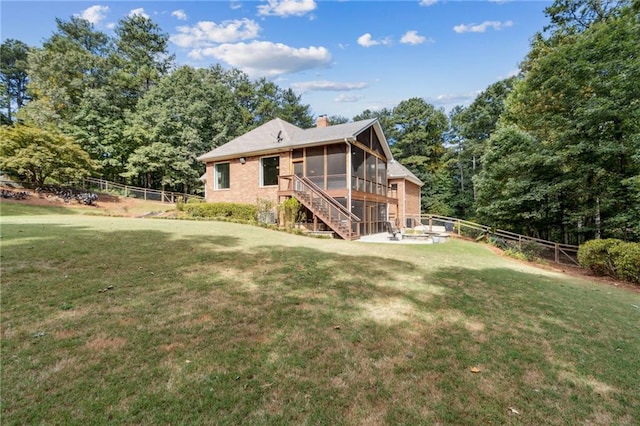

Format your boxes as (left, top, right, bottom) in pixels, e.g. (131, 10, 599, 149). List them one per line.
(610, 242, 640, 284)
(577, 239, 622, 277)
(578, 239, 640, 284)
(183, 202, 257, 222)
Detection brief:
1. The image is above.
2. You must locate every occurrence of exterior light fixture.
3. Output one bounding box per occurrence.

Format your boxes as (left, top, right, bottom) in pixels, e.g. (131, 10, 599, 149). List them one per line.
(239, 157, 246, 164)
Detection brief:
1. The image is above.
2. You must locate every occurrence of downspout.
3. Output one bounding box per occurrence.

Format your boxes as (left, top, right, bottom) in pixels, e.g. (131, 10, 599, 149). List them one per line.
(345, 138, 353, 237)
(345, 138, 353, 212)
(403, 178, 407, 228)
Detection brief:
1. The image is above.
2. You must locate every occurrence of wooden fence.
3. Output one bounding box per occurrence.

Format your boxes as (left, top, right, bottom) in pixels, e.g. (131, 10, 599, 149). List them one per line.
(83, 177, 203, 204)
(420, 213, 580, 266)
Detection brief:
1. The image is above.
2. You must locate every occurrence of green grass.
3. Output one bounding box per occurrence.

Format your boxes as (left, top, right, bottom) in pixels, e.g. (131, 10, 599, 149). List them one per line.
(2, 205, 639, 425)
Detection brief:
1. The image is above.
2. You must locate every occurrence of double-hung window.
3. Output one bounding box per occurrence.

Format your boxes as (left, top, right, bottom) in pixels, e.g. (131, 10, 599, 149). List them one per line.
(214, 162, 230, 190)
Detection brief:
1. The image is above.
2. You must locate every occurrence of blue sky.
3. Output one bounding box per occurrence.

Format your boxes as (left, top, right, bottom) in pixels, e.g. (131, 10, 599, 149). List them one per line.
(1, 0, 552, 119)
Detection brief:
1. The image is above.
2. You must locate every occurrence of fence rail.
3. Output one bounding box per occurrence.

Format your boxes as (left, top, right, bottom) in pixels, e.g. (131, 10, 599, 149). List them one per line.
(83, 177, 203, 204)
(420, 213, 580, 266)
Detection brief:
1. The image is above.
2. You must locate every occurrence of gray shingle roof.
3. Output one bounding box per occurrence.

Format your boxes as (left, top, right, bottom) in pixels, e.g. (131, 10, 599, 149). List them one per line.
(197, 117, 391, 162)
(388, 160, 424, 186)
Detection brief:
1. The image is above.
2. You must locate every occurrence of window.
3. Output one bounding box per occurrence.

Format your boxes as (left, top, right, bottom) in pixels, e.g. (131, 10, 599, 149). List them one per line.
(261, 156, 279, 186)
(214, 162, 230, 190)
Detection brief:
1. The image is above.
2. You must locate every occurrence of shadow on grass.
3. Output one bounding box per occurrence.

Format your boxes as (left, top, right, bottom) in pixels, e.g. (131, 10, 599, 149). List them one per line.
(2, 221, 639, 426)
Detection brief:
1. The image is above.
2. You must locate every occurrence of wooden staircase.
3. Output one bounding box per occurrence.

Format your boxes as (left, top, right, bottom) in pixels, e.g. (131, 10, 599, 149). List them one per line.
(280, 175, 361, 240)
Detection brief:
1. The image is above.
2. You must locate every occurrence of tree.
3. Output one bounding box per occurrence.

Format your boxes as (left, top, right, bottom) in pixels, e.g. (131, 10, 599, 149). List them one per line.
(21, 17, 112, 126)
(474, 126, 560, 237)
(327, 115, 349, 125)
(0, 124, 98, 186)
(495, 3, 640, 241)
(353, 108, 394, 138)
(0, 39, 30, 122)
(113, 14, 174, 100)
(122, 142, 192, 190)
(386, 98, 449, 212)
(123, 66, 245, 191)
(448, 77, 517, 214)
(278, 88, 314, 128)
(390, 98, 447, 165)
(543, 0, 630, 35)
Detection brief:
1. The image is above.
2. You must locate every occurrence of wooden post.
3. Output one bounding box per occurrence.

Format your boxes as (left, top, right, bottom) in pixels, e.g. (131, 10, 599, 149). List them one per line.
(429, 216, 433, 232)
(555, 243, 559, 263)
(519, 235, 522, 250)
(457, 220, 461, 236)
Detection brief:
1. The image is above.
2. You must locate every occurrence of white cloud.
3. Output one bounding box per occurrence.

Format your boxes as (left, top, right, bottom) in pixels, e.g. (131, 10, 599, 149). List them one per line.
(230, 1, 242, 10)
(171, 9, 187, 21)
(291, 80, 368, 93)
(428, 91, 481, 106)
(76, 5, 110, 25)
(357, 33, 392, 48)
(128, 8, 149, 19)
(171, 19, 261, 48)
(453, 20, 513, 33)
(258, 0, 317, 17)
(106, 22, 116, 30)
(335, 94, 364, 103)
(419, 0, 438, 6)
(400, 30, 432, 45)
(195, 41, 332, 78)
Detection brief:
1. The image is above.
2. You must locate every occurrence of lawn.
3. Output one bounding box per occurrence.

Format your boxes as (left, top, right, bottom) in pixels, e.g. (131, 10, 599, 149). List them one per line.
(2, 203, 639, 425)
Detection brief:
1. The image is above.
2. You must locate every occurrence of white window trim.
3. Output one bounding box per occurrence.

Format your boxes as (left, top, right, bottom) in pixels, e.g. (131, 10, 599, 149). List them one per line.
(260, 155, 280, 187)
(214, 162, 230, 190)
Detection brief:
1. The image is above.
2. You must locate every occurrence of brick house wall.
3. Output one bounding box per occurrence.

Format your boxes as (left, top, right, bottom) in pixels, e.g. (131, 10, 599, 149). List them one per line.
(204, 152, 291, 205)
(388, 178, 422, 228)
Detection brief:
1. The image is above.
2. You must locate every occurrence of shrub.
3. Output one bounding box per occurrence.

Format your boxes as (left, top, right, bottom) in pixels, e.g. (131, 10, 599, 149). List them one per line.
(577, 239, 622, 277)
(278, 197, 301, 229)
(578, 239, 640, 284)
(610, 242, 640, 284)
(183, 202, 257, 222)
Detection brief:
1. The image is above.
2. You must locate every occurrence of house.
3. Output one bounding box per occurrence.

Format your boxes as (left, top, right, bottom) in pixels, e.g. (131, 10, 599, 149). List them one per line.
(197, 116, 423, 240)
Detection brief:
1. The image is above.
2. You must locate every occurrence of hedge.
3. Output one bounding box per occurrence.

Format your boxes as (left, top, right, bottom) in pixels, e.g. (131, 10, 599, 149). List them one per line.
(578, 238, 640, 284)
(183, 202, 258, 222)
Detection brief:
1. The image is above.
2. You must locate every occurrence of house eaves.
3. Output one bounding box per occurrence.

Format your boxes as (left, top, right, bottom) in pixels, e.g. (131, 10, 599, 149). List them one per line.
(388, 159, 424, 187)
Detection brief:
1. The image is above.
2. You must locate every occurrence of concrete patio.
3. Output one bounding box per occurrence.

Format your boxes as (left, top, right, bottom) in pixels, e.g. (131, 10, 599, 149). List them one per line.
(357, 225, 449, 244)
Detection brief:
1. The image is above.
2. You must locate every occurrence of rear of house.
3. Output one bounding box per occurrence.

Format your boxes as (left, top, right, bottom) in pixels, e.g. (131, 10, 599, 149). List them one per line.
(197, 116, 423, 239)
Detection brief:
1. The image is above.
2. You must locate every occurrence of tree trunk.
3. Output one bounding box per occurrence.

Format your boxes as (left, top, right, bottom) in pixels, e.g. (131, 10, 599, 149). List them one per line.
(595, 197, 601, 239)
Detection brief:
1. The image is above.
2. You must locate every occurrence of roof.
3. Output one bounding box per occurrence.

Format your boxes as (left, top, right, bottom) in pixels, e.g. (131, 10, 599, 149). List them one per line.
(197, 117, 393, 162)
(388, 160, 424, 187)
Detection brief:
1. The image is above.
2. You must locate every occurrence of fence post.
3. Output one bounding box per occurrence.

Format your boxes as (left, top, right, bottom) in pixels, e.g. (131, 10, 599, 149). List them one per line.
(519, 235, 522, 250)
(555, 243, 560, 263)
(457, 220, 461, 236)
(429, 216, 433, 232)
(144, 188, 147, 200)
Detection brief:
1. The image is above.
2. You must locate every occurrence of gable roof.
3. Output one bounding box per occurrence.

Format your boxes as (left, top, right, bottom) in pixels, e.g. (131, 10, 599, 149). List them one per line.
(388, 160, 424, 187)
(197, 117, 393, 162)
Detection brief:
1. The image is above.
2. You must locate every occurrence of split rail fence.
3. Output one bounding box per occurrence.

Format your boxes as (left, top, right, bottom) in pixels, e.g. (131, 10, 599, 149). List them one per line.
(420, 213, 580, 266)
(83, 177, 203, 204)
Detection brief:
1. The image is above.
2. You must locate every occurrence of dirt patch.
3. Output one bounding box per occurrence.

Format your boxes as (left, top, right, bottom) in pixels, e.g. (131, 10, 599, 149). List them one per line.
(1, 187, 167, 217)
(85, 335, 127, 352)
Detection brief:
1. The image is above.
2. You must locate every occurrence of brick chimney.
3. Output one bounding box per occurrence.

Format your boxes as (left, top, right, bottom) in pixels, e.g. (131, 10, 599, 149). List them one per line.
(316, 115, 330, 128)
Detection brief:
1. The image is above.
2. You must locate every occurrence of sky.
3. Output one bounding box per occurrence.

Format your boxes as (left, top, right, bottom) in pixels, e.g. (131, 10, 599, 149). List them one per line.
(1, 0, 553, 119)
